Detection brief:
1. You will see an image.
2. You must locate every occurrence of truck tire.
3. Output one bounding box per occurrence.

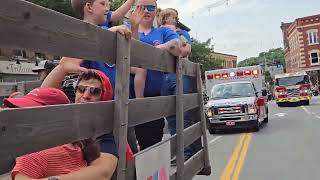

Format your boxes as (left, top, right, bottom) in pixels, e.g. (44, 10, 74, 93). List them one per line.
(251, 121, 260, 132)
(208, 128, 216, 134)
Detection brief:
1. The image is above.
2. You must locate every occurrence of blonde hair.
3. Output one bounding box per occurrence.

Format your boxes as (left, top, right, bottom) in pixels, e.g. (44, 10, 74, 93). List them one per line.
(158, 8, 178, 26)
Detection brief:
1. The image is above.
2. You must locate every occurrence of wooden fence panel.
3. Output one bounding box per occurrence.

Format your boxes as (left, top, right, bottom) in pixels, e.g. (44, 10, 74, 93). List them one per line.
(113, 34, 131, 180)
(0, 101, 114, 174)
(170, 122, 202, 158)
(128, 93, 199, 127)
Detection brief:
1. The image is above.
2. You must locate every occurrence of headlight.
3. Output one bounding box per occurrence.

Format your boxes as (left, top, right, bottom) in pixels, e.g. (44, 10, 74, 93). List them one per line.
(206, 108, 213, 117)
(248, 104, 257, 114)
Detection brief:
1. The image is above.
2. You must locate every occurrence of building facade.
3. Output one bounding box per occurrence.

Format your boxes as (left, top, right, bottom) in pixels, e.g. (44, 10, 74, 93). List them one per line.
(209, 52, 237, 69)
(0, 48, 57, 82)
(281, 14, 320, 73)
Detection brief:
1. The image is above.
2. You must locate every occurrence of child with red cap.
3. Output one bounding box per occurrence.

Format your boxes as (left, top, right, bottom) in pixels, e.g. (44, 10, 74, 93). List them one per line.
(2, 87, 100, 180)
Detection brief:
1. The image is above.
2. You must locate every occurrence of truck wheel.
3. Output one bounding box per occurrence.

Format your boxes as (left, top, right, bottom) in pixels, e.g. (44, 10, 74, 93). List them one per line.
(264, 107, 269, 123)
(208, 128, 216, 134)
(251, 121, 260, 132)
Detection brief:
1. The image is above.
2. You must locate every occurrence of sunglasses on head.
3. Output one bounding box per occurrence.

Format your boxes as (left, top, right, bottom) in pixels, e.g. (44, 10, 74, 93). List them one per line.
(75, 85, 103, 97)
(143, 5, 156, 12)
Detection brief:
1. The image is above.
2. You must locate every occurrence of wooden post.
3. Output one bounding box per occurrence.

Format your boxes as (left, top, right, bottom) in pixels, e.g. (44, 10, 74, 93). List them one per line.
(196, 64, 211, 175)
(176, 57, 185, 180)
(113, 33, 131, 180)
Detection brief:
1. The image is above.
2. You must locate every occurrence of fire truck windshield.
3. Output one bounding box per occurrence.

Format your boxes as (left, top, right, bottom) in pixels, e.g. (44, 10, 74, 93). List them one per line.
(276, 75, 309, 86)
(210, 83, 255, 100)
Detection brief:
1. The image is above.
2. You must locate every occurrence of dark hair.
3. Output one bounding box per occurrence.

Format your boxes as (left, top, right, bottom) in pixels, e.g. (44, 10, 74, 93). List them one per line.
(77, 70, 102, 86)
(74, 138, 101, 164)
(71, 0, 96, 19)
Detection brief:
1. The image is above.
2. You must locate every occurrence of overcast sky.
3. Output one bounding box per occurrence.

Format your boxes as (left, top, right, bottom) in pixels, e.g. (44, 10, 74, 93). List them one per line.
(158, 0, 320, 62)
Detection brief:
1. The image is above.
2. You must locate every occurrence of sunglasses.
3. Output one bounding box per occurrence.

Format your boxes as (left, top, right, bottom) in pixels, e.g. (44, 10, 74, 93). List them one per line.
(143, 5, 156, 12)
(75, 85, 103, 97)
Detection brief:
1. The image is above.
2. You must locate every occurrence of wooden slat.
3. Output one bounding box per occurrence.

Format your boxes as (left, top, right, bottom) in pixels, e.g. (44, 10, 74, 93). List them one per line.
(170, 122, 202, 158)
(170, 150, 205, 180)
(0, 0, 116, 64)
(183, 149, 205, 180)
(128, 93, 199, 127)
(0, 101, 114, 174)
(0, 83, 16, 96)
(113, 34, 130, 180)
(130, 40, 196, 76)
(196, 64, 211, 172)
(176, 58, 184, 180)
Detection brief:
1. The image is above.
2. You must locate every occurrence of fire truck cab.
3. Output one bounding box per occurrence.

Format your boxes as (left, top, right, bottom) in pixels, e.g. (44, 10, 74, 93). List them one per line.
(204, 65, 268, 133)
(274, 71, 312, 106)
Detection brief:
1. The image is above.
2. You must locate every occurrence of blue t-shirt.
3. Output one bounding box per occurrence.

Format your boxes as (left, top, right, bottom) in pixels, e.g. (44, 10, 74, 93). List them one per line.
(82, 26, 179, 97)
(97, 134, 118, 158)
(131, 27, 179, 97)
(177, 30, 191, 44)
(100, 11, 113, 28)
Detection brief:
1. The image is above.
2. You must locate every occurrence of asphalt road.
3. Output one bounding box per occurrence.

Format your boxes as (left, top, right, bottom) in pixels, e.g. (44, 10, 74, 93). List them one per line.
(195, 96, 320, 180)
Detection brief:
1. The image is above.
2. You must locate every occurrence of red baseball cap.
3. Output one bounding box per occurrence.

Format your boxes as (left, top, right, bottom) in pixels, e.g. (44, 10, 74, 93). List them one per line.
(4, 87, 70, 108)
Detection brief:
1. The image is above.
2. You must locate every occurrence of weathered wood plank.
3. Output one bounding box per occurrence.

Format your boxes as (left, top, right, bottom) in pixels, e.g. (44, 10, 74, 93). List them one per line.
(175, 58, 184, 180)
(0, 0, 116, 63)
(183, 149, 205, 180)
(113, 34, 130, 180)
(196, 64, 211, 174)
(128, 93, 199, 127)
(0, 83, 16, 96)
(130, 40, 196, 76)
(0, 101, 114, 174)
(170, 150, 205, 180)
(170, 122, 202, 158)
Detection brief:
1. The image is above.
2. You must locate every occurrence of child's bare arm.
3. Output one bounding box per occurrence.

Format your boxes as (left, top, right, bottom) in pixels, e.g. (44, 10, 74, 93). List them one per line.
(111, 0, 136, 22)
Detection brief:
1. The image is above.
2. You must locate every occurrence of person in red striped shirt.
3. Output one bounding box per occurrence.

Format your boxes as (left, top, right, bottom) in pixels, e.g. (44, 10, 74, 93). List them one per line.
(4, 76, 119, 180)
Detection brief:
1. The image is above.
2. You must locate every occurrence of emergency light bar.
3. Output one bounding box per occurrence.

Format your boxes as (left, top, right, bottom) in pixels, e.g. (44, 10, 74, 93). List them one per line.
(206, 69, 259, 80)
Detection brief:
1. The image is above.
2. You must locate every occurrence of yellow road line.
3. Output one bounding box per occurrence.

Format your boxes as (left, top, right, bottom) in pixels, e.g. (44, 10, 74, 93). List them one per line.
(231, 133, 253, 180)
(220, 133, 247, 180)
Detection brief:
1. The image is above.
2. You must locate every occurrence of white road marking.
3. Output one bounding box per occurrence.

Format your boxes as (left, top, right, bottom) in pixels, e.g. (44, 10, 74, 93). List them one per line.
(273, 113, 288, 117)
(209, 136, 222, 144)
(301, 106, 311, 115)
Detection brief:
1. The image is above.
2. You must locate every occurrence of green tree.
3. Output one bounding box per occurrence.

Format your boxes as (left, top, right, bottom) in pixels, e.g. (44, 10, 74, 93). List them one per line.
(238, 48, 285, 68)
(190, 38, 225, 78)
(27, 0, 75, 17)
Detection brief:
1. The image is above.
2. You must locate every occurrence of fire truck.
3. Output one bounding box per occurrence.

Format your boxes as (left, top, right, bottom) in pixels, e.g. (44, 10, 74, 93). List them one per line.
(274, 71, 312, 106)
(204, 65, 268, 133)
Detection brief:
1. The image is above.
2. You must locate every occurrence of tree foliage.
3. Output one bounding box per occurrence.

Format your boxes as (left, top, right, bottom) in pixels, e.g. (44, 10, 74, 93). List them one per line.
(190, 38, 225, 78)
(27, 0, 75, 17)
(237, 48, 285, 68)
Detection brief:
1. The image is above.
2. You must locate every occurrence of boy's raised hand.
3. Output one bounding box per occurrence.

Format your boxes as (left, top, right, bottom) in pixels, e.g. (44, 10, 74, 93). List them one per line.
(59, 57, 88, 73)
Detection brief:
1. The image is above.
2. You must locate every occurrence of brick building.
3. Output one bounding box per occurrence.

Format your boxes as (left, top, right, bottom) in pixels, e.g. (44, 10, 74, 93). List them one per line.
(281, 14, 320, 73)
(209, 52, 237, 69)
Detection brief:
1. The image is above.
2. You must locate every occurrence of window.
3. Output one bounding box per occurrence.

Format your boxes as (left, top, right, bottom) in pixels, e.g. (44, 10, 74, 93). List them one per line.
(310, 52, 319, 64)
(308, 31, 318, 44)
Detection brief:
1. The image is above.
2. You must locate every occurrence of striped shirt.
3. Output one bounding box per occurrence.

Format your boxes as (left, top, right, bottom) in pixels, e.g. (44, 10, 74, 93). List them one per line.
(11, 144, 87, 179)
